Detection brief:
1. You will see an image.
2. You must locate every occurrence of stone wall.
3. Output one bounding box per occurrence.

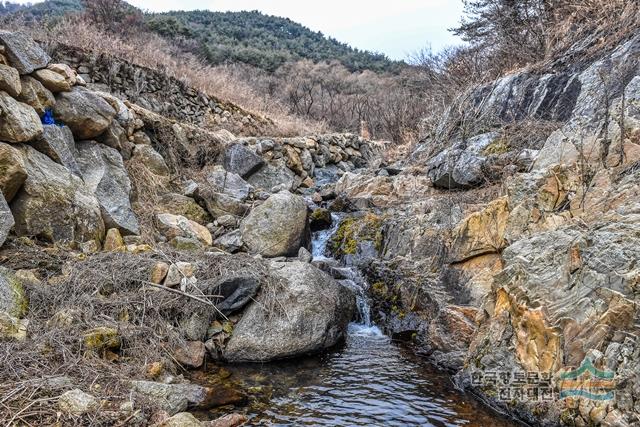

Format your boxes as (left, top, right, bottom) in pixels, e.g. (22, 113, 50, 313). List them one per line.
(48, 43, 273, 136)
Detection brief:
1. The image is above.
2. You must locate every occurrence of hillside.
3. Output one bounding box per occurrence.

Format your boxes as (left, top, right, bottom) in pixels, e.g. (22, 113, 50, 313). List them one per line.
(1, 1, 402, 73)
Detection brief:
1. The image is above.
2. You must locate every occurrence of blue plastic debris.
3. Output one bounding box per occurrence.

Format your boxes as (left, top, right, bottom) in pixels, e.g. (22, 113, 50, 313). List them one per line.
(42, 109, 55, 125)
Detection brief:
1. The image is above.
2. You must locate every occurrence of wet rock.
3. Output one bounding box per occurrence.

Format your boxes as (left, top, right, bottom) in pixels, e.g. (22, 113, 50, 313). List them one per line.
(31, 125, 80, 176)
(132, 145, 170, 176)
(174, 341, 206, 368)
(0, 31, 50, 74)
(53, 87, 116, 139)
(0, 192, 13, 248)
(223, 142, 264, 178)
(240, 190, 309, 258)
(16, 75, 54, 115)
(0, 91, 43, 143)
(156, 213, 212, 246)
(159, 193, 210, 225)
(0, 63, 20, 97)
(209, 413, 248, 427)
(58, 389, 98, 415)
(223, 261, 354, 362)
(213, 230, 243, 253)
(0, 142, 27, 202)
(11, 146, 105, 243)
(77, 141, 139, 235)
(208, 276, 260, 315)
(310, 208, 332, 231)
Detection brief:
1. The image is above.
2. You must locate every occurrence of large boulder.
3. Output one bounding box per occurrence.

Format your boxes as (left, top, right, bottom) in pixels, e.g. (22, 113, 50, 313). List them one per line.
(76, 141, 139, 235)
(10, 146, 105, 243)
(0, 192, 13, 248)
(53, 87, 116, 139)
(0, 142, 27, 202)
(33, 68, 71, 93)
(240, 190, 309, 257)
(246, 160, 295, 192)
(0, 31, 50, 74)
(0, 91, 43, 143)
(223, 143, 264, 178)
(200, 166, 251, 218)
(16, 75, 54, 115)
(223, 261, 355, 362)
(0, 63, 21, 97)
(427, 148, 486, 189)
(31, 125, 81, 176)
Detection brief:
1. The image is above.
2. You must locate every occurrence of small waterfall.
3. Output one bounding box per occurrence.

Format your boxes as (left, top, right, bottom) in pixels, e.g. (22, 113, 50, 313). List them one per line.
(311, 214, 383, 337)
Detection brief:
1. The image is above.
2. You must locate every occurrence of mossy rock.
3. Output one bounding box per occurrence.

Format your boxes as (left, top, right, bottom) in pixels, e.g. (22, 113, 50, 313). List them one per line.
(0, 267, 28, 318)
(330, 214, 383, 257)
(482, 138, 510, 155)
(83, 327, 121, 351)
(310, 208, 332, 231)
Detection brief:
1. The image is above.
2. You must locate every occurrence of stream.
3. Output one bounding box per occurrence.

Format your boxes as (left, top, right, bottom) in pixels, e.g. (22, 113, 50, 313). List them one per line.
(205, 213, 518, 426)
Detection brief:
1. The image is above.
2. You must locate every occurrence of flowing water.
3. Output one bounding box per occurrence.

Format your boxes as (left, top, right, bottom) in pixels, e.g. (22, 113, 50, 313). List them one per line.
(204, 213, 518, 426)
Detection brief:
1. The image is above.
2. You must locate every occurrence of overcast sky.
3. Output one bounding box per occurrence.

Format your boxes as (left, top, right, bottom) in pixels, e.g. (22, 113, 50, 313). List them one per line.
(18, 0, 465, 60)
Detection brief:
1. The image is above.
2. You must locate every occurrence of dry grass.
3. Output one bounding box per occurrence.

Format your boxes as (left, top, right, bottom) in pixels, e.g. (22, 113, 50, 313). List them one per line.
(0, 241, 279, 425)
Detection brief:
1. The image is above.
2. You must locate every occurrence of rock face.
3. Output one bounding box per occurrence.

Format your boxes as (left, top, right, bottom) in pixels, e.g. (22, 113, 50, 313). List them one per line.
(0, 192, 13, 248)
(0, 91, 43, 143)
(240, 191, 309, 257)
(0, 31, 50, 74)
(223, 142, 264, 178)
(31, 125, 81, 176)
(223, 261, 355, 362)
(53, 87, 116, 139)
(0, 142, 27, 202)
(11, 146, 105, 243)
(76, 141, 139, 235)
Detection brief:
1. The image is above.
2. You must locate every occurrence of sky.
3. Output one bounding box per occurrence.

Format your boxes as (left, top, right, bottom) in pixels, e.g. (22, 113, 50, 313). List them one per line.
(16, 0, 466, 60)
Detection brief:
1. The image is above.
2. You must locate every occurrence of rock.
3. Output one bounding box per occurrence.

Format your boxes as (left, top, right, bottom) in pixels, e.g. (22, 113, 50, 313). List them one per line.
(164, 262, 194, 287)
(156, 213, 212, 246)
(0, 192, 13, 248)
(150, 262, 170, 284)
(298, 246, 313, 263)
(98, 121, 134, 160)
(77, 141, 139, 235)
(160, 413, 203, 427)
(209, 276, 260, 315)
(174, 341, 206, 368)
(0, 91, 43, 143)
(200, 166, 251, 218)
(33, 68, 71, 92)
(47, 63, 77, 86)
(169, 237, 203, 251)
(449, 197, 510, 262)
(0, 31, 50, 74)
(223, 261, 354, 362)
(159, 193, 210, 224)
(0, 142, 27, 202)
(427, 148, 486, 189)
(240, 191, 310, 258)
(57, 389, 99, 415)
(131, 380, 208, 415)
(11, 146, 105, 243)
(83, 326, 121, 352)
(216, 214, 236, 228)
(0, 267, 27, 319)
(209, 413, 248, 427)
(132, 130, 151, 145)
(310, 208, 332, 231)
(31, 125, 80, 175)
(223, 142, 264, 178)
(80, 239, 99, 254)
(213, 230, 243, 253)
(0, 63, 20, 97)
(53, 87, 116, 139)
(103, 228, 125, 252)
(132, 145, 170, 176)
(16, 75, 54, 115)
(246, 161, 295, 192)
